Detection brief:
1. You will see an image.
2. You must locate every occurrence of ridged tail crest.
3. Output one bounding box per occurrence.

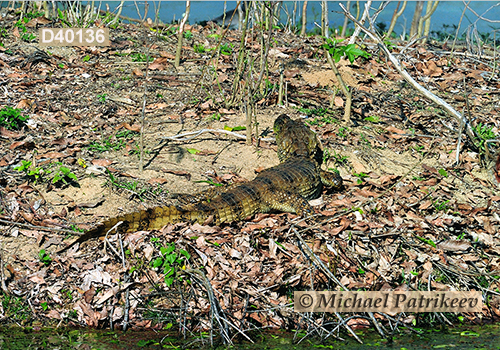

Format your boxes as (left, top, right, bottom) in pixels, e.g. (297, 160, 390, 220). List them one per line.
(58, 205, 208, 252)
(88, 205, 210, 236)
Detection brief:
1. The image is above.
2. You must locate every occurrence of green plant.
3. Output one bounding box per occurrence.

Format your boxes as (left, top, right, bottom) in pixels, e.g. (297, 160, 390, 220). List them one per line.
(223, 125, 246, 132)
(305, 116, 339, 127)
(61, 289, 73, 301)
(298, 107, 329, 117)
(0, 106, 29, 130)
(433, 199, 450, 212)
(88, 136, 125, 152)
(1, 292, 32, 324)
(321, 38, 370, 64)
(151, 242, 191, 287)
(330, 151, 349, 165)
(51, 165, 78, 185)
(82, 55, 90, 62)
(473, 123, 496, 153)
(40, 302, 49, 311)
(97, 93, 107, 103)
(209, 112, 221, 121)
(183, 30, 193, 39)
(130, 52, 153, 62)
(39, 249, 52, 265)
(353, 172, 368, 184)
(14, 160, 43, 183)
(337, 127, 351, 139)
(438, 168, 448, 177)
(21, 32, 36, 42)
(323, 149, 332, 163)
(116, 129, 139, 139)
(193, 43, 206, 54)
(219, 43, 233, 55)
(106, 170, 152, 201)
(360, 133, 371, 147)
(411, 145, 425, 155)
(15, 17, 38, 42)
(70, 224, 84, 233)
(364, 115, 381, 123)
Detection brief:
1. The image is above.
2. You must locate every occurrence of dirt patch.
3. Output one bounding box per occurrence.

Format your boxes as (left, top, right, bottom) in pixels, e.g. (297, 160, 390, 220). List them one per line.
(301, 59, 370, 89)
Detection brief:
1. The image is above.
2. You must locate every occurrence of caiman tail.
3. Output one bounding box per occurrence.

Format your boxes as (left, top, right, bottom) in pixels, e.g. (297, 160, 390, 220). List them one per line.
(58, 205, 209, 252)
(87, 205, 209, 235)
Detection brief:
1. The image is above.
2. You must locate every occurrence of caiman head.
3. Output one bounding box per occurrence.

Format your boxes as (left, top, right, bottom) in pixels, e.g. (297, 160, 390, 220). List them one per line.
(273, 114, 323, 165)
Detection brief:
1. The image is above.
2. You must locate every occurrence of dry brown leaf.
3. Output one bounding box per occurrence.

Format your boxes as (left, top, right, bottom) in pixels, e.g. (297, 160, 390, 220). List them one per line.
(437, 240, 472, 252)
(418, 200, 433, 210)
(334, 96, 344, 107)
(132, 68, 143, 76)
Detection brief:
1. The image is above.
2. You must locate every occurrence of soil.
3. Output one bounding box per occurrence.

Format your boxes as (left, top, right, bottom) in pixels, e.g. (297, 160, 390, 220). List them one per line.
(0, 9, 500, 340)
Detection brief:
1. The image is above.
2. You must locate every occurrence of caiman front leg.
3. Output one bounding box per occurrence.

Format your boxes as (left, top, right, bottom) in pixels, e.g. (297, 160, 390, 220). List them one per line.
(263, 190, 315, 217)
(320, 169, 343, 190)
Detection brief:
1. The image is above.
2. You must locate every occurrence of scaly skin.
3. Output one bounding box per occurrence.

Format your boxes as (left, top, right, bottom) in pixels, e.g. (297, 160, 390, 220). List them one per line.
(68, 115, 343, 247)
(274, 114, 343, 189)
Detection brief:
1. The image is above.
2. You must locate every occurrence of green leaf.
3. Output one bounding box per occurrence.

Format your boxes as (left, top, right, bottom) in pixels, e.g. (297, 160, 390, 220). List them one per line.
(165, 254, 177, 264)
(460, 330, 479, 337)
(438, 168, 448, 177)
(165, 243, 176, 255)
(152, 257, 163, 268)
(414, 234, 436, 248)
(224, 125, 246, 132)
(164, 267, 175, 278)
(187, 148, 201, 155)
(180, 249, 191, 259)
(333, 50, 342, 62)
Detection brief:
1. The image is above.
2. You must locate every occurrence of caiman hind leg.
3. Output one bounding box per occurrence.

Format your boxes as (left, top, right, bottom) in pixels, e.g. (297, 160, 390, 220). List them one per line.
(263, 190, 315, 218)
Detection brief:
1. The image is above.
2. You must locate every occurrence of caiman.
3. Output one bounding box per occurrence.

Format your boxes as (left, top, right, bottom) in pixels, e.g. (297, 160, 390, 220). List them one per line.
(65, 115, 342, 248)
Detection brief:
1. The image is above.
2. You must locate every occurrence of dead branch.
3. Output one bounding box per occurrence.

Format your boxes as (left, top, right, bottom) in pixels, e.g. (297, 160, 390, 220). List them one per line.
(159, 128, 274, 143)
(339, 3, 478, 149)
(174, 1, 191, 68)
(293, 227, 386, 342)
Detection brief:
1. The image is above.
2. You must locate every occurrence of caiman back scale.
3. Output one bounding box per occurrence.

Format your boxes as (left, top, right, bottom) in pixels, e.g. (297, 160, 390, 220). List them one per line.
(81, 115, 343, 239)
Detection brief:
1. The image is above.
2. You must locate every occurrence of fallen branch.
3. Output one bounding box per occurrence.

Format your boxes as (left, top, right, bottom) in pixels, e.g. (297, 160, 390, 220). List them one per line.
(160, 128, 275, 143)
(293, 227, 386, 341)
(339, 3, 478, 148)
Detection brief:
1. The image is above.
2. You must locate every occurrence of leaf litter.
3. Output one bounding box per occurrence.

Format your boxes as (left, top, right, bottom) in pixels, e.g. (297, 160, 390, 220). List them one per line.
(0, 9, 499, 345)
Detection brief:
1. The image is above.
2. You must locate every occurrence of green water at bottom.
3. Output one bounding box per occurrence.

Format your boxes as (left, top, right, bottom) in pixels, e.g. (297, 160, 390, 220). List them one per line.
(0, 324, 499, 350)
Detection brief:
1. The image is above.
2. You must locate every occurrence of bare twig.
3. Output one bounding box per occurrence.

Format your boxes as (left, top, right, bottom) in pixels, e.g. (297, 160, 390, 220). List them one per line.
(174, 1, 191, 68)
(139, 35, 152, 172)
(300, 1, 308, 37)
(159, 128, 274, 143)
(325, 49, 352, 124)
(339, 3, 478, 147)
(384, 1, 407, 40)
(450, 2, 470, 57)
(293, 227, 386, 341)
(186, 269, 232, 345)
(0, 218, 76, 234)
(462, 1, 500, 23)
(348, 0, 372, 44)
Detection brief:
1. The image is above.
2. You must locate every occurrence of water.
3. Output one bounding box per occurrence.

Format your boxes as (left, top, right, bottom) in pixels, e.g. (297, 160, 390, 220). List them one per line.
(1, 324, 500, 349)
(104, 1, 500, 37)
